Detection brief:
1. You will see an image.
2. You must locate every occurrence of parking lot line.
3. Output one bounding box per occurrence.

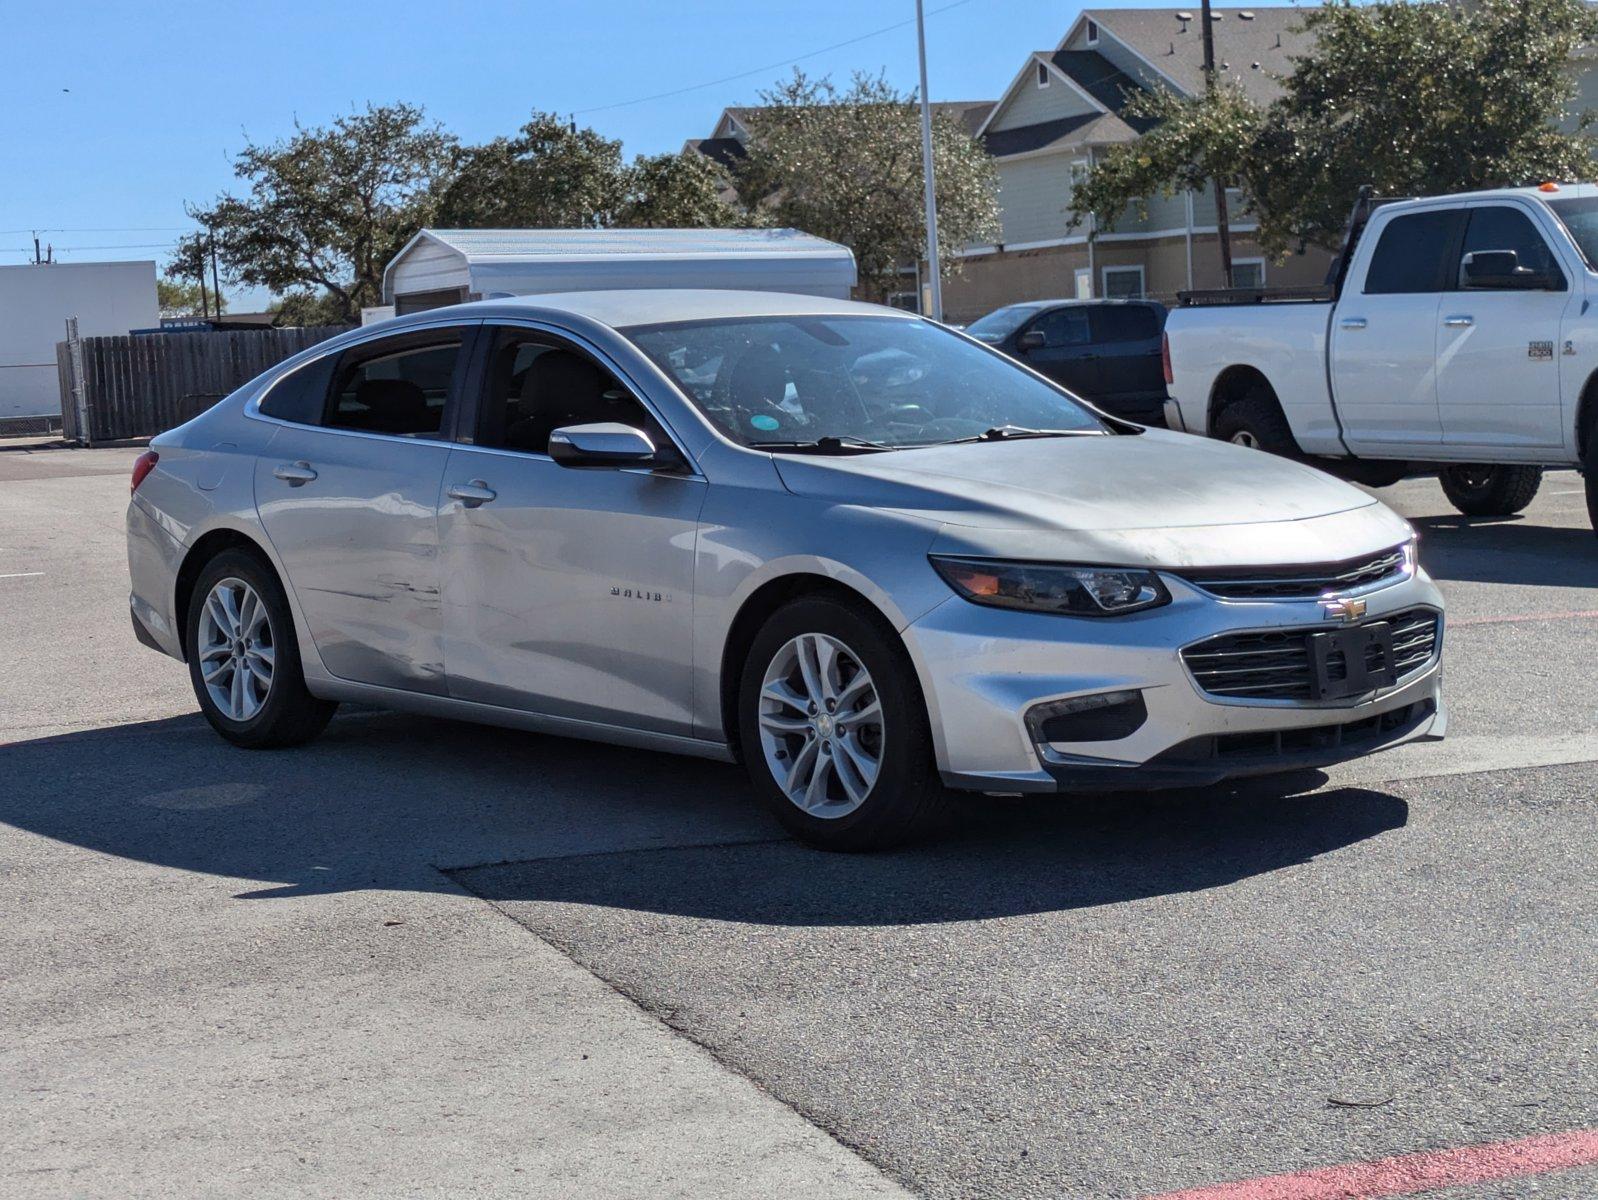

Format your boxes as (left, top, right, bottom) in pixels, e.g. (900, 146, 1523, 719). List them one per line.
(1450, 609, 1598, 627)
(1140, 1128, 1598, 1200)
(0, 571, 44, 580)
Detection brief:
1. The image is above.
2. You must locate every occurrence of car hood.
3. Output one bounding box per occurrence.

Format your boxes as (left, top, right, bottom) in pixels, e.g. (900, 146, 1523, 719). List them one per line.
(772, 429, 1412, 568)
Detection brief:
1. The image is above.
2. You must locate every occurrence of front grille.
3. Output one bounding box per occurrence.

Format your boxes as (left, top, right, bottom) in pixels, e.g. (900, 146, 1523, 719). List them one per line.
(1181, 607, 1440, 701)
(1178, 545, 1408, 599)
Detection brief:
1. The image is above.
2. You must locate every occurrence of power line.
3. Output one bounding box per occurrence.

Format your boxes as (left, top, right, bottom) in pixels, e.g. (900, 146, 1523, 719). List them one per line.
(0, 226, 192, 235)
(573, 0, 979, 116)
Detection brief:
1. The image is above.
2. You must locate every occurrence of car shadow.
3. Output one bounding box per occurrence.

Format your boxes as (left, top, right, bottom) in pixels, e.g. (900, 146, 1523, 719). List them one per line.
(1410, 514, 1598, 588)
(1, 710, 1408, 924)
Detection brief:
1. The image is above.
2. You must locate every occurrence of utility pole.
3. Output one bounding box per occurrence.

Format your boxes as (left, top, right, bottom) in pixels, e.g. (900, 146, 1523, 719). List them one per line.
(32, 232, 41, 265)
(1200, 0, 1235, 286)
(210, 230, 223, 318)
(915, 0, 943, 322)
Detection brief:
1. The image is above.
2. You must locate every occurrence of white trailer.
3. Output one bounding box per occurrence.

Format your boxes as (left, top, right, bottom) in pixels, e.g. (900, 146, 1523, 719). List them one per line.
(382, 228, 858, 314)
(0, 261, 159, 421)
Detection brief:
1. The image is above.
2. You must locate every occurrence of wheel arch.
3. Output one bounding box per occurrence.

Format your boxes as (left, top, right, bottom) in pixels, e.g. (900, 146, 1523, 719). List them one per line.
(172, 528, 276, 662)
(1578, 368, 1598, 464)
(1207, 364, 1279, 435)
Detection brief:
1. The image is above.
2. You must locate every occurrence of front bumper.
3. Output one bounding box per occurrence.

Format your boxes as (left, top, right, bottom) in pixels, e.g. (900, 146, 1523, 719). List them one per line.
(903, 569, 1445, 794)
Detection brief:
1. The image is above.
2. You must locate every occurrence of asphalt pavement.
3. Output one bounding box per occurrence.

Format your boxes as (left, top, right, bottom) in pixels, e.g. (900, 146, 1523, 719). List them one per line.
(1, 440, 1593, 1199)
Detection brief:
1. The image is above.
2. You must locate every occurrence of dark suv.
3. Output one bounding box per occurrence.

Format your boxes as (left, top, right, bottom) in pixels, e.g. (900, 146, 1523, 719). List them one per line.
(964, 299, 1169, 424)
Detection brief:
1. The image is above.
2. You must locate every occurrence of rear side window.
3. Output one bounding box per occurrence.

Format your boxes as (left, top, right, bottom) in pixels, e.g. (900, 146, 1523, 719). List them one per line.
(1362, 210, 1463, 294)
(1093, 305, 1161, 343)
(258, 354, 335, 425)
(328, 339, 462, 437)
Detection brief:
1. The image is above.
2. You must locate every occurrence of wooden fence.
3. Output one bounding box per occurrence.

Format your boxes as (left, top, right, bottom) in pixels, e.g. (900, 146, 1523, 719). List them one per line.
(55, 326, 350, 444)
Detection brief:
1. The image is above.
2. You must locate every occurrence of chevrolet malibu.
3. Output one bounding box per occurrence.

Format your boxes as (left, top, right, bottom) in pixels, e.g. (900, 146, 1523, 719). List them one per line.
(127, 290, 1445, 850)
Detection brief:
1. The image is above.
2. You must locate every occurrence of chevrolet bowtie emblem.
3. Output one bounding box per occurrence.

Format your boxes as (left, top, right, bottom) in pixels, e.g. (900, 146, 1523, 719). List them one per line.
(1322, 596, 1368, 622)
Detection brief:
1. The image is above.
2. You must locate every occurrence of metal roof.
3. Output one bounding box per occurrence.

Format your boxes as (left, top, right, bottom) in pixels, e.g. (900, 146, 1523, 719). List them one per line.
(403, 227, 850, 262)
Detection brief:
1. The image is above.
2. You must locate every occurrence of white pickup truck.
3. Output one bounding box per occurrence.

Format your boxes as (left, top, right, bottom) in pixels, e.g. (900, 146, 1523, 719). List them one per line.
(1163, 184, 1598, 534)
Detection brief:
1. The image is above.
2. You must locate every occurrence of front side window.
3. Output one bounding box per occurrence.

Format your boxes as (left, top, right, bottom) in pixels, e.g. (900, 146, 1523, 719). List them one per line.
(965, 303, 1044, 343)
(328, 339, 461, 437)
(1031, 307, 1093, 347)
(1362, 210, 1464, 294)
(476, 331, 665, 455)
(1458, 206, 1565, 289)
(624, 315, 1106, 449)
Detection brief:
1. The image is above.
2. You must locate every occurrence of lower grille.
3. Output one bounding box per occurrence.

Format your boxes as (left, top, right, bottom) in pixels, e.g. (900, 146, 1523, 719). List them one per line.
(1181, 608, 1440, 701)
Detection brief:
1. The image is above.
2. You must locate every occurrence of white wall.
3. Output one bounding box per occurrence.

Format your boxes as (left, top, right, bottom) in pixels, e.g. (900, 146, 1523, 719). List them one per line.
(0, 261, 158, 419)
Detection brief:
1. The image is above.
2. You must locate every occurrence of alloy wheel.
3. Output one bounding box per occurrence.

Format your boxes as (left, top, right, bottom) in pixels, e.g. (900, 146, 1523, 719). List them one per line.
(197, 577, 274, 721)
(757, 632, 884, 818)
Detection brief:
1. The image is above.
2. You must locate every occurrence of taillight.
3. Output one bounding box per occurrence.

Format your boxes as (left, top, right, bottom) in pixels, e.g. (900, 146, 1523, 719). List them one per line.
(1161, 333, 1174, 386)
(130, 450, 159, 494)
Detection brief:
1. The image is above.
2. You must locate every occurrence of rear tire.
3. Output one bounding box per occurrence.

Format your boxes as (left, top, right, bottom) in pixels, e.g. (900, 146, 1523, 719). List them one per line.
(1585, 423, 1598, 537)
(1213, 385, 1299, 457)
(185, 548, 336, 749)
(738, 596, 946, 851)
(1437, 464, 1542, 517)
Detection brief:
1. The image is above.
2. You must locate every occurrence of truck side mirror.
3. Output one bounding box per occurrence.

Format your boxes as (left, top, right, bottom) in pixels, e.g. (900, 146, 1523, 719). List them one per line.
(1017, 328, 1047, 351)
(1461, 249, 1559, 291)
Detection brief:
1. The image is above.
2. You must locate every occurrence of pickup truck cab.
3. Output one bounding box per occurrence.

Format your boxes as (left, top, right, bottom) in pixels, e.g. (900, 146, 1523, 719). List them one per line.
(1164, 184, 1598, 532)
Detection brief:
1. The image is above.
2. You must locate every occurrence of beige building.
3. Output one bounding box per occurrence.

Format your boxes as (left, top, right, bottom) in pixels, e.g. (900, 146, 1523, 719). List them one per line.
(942, 6, 1336, 323)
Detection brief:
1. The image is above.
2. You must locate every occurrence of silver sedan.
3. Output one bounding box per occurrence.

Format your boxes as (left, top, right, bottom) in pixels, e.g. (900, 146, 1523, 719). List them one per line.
(127, 290, 1445, 849)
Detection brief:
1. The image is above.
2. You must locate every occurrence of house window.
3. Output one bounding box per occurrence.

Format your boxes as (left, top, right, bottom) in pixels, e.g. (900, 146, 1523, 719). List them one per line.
(1036, 62, 1050, 88)
(1086, 19, 1099, 45)
(1070, 159, 1090, 187)
(1230, 259, 1266, 289)
(1102, 265, 1146, 299)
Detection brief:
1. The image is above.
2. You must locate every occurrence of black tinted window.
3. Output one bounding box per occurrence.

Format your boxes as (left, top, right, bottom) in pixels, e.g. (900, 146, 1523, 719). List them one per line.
(1459, 206, 1564, 289)
(329, 339, 460, 437)
(258, 354, 334, 425)
(1031, 307, 1093, 347)
(1363, 211, 1462, 294)
(1094, 305, 1161, 342)
(477, 332, 663, 455)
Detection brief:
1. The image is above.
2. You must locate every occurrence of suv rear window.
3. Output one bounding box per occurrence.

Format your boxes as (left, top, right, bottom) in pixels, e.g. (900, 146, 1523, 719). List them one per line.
(1363, 210, 1464, 294)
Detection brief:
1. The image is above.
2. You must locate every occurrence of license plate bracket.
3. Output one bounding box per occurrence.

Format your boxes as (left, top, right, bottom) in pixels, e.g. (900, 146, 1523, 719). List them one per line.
(1309, 621, 1395, 700)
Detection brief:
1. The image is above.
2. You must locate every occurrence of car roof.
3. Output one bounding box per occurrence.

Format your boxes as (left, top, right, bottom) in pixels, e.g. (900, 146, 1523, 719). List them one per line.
(406, 288, 904, 331)
(1378, 181, 1598, 216)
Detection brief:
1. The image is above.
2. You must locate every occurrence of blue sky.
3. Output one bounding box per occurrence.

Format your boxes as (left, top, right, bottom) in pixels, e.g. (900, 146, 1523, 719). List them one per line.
(1, 0, 1311, 307)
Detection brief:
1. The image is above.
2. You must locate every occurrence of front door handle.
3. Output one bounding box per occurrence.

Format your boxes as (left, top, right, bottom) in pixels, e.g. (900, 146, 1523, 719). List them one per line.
(1443, 315, 1475, 328)
(1340, 317, 1368, 330)
(272, 461, 317, 486)
(447, 480, 497, 508)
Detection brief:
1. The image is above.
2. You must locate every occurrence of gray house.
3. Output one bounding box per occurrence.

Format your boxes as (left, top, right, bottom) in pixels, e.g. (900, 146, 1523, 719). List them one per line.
(943, 6, 1333, 322)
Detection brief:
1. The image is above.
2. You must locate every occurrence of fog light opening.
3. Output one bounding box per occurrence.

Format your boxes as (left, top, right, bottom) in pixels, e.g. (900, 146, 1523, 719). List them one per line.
(1027, 689, 1148, 744)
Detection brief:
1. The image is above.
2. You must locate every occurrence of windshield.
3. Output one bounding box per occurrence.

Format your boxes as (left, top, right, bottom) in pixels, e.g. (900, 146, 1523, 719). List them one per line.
(623, 315, 1106, 449)
(964, 303, 1045, 342)
(1547, 197, 1598, 268)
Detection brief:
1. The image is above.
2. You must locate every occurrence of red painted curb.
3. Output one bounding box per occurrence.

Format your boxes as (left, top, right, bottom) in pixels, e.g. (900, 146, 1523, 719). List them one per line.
(1140, 1128, 1598, 1200)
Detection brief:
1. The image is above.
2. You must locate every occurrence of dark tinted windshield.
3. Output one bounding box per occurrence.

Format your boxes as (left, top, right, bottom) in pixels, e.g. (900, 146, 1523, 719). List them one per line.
(624, 315, 1106, 449)
(965, 303, 1045, 342)
(1547, 197, 1598, 268)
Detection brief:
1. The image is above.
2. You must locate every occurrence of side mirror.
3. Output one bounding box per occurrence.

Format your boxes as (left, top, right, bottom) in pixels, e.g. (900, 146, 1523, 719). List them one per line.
(1461, 249, 1559, 291)
(1017, 328, 1047, 351)
(548, 422, 659, 468)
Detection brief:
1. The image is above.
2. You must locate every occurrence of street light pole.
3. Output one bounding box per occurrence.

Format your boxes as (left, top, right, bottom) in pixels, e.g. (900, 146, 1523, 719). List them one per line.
(915, 0, 943, 322)
(1200, 0, 1235, 286)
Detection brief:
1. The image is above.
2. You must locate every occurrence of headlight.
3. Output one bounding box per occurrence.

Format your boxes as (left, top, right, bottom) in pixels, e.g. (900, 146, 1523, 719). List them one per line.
(929, 556, 1171, 617)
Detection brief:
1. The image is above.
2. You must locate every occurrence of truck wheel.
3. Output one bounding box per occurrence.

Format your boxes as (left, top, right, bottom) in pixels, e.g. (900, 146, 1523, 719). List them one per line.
(1213, 386, 1299, 457)
(1438, 465, 1543, 517)
(1585, 423, 1598, 537)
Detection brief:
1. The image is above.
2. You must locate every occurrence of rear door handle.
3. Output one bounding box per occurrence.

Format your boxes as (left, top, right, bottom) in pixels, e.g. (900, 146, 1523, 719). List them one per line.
(272, 461, 317, 486)
(1339, 317, 1368, 330)
(447, 480, 497, 508)
(1443, 315, 1474, 328)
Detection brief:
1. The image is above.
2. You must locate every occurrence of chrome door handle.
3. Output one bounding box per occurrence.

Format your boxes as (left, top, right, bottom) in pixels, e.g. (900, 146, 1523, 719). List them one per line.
(1339, 317, 1368, 330)
(447, 480, 497, 508)
(1443, 315, 1474, 328)
(272, 461, 317, 486)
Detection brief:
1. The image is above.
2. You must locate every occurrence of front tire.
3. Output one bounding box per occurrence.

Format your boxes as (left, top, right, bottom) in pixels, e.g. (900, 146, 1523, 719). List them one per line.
(738, 596, 945, 851)
(185, 548, 336, 748)
(1584, 423, 1598, 537)
(1438, 464, 1542, 517)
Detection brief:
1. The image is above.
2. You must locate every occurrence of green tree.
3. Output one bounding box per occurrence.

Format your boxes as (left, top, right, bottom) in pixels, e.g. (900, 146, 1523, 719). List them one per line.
(188, 102, 458, 322)
(157, 277, 225, 319)
(1072, 0, 1598, 258)
(735, 70, 1000, 301)
(617, 151, 744, 228)
(436, 112, 627, 228)
(269, 291, 349, 328)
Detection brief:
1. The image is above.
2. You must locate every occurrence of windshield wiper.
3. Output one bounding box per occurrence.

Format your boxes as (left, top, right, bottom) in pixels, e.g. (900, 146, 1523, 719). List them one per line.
(938, 425, 1103, 445)
(748, 435, 896, 454)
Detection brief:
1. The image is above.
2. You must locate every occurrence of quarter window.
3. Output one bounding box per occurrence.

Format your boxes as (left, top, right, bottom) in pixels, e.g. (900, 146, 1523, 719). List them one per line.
(258, 354, 335, 425)
(1458, 206, 1564, 290)
(1362, 210, 1464, 294)
(328, 339, 461, 437)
